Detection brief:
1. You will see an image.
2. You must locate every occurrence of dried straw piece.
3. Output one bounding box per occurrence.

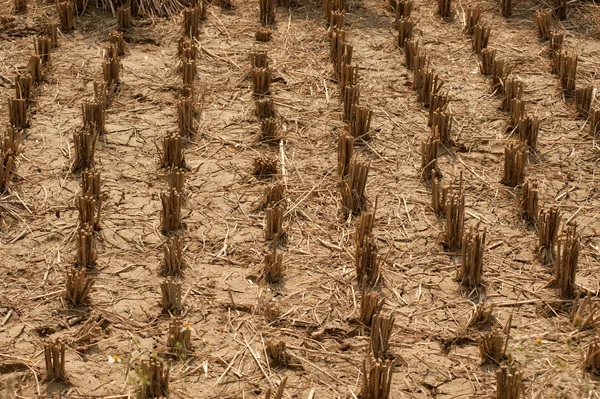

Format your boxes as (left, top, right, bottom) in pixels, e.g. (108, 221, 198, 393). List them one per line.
(557, 50, 577, 93)
(166, 318, 191, 355)
(343, 85, 360, 122)
(29, 55, 42, 83)
(404, 38, 419, 70)
(264, 206, 284, 241)
(160, 189, 182, 234)
(94, 81, 108, 109)
(263, 236, 283, 282)
(177, 96, 196, 137)
(575, 86, 594, 117)
(350, 106, 372, 140)
(139, 357, 170, 398)
(253, 155, 278, 178)
(538, 206, 561, 264)
(0, 127, 22, 193)
(72, 126, 98, 172)
(257, 295, 280, 322)
(501, 143, 527, 187)
(341, 156, 370, 216)
(496, 364, 522, 399)
(553, 224, 580, 298)
(355, 235, 381, 286)
(535, 9, 552, 39)
(585, 338, 600, 375)
(443, 184, 465, 251)
(571, 292, 598, 330)
(338, 130, 354, 177)
(262, 182, 285, 209)
(118, 6, 131, 30)
(437, 0, 451, 18)
(182, 59, 195, 86)
(332, 41, 352, 81)
(472, 24, 490, 53)
(182, 6, 199, 38)
(255, 28, 272, 42)
(253, 68, 271, 96)
(81, 99, 106, 134)
(501, 78, 523, 112)
(478, 330, 504, 363)
(520, 180, 538, 223)
(8, 98, 29, 129)
(591, 109, 600, 137)
(260, 0, 275, 26)
(13, 0, 27, 13)
(260, 118, 279, 142)
(431, 111, 452, 145)
(161, 278, 182, 315)
(518, 115, 539, 151)
(158, 134, 185, 168)
(428, 94, 449, 126)
(554, 0, 567, 21)
(69, 315, 102, 350)
(65, 267, 93, 305)
(421, 136, 439, 180)
(491, 58, 513, 94)
(163, 235, 184, 275)
(266, 340, 289, 367)
(57, 2, 74, 31)
(256, 97, 275, 119)
(397, 17, 413, 48)
(251, 51, 269, 69)
(395, 0, 413, 22)
(361, 357, 393, 399)
(458, 225, 486, 289)
(109, 30, 125, 56)
(360, 277, 384, 327)
(500, 0, 511, 17)
(78, 195, 101, 231)
(508, 99, 526, 130)
(76, 224, 96, 268)
(44, 339, 66, 381)
(549, 31, 563, 55)
(15, 73, 32, 102)
(464, 4, 480, 34)
(371, 313, 394, 359)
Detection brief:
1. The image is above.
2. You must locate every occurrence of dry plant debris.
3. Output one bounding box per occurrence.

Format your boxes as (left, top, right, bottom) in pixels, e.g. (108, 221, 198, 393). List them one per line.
(360, 278, 384, 327)
(158, 134, 185, 169)
(500, 0, 511, 17)
(266, 340, 289, 367)
(259, 118, 279, 142)
(263, 236, 283, 282)
(118, 6, 132, 30)
(469, 302, 494, 326)
(350, 105, 372, 139)
(166, 317, 192, 355)
(472, 24, 491, 53)
(518, 115, 539, 151)
(260, 0, 275, 26)
(343, 85, 360, 122)
(160, 189, 182, 234)
(72, 126, 98, 172)
(571, 292, 598, 330)
(109, 30, 125, 55)
(404, 38, 419, 69)
(255, 28, 272, 42)
(478, 329, 505, 364)
(442, 183, 465, 251)
(253, 67, 271, 96)
(264, 206, 284, 241)
(591, 109, 600, 137)
(29, 54, 42, 83)
(81, 99, 106, 134)
(535, 9, 551, 39)
(421, 136, 439, 180)
(575, 86, 594, 117)
(585, 338, 600, 375)
(253, 155, 278, 178)
(76, 224, 96, 268)
(464, 5, 480, 34)
(397, 17, 413, 49)
(78, 195, 102, 231)
(256, 97, 275, 120)
(555, 0, 567, 20)
(340, 156, 369, 217)
(262, 182, 285, 209)
(0, 126, 21, 193)
(480, 48, 495, 76)
(8, 98, 29, 129)
(437, 0, 451, 18)
(57, 2, 74, 31)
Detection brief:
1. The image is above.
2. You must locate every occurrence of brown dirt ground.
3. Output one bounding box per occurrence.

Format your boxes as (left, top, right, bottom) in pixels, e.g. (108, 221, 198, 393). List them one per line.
(1, 0, 600, 396)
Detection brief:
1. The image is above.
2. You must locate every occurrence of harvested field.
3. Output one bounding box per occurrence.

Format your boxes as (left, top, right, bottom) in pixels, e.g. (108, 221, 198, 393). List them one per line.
(1, 0, 600, 397)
